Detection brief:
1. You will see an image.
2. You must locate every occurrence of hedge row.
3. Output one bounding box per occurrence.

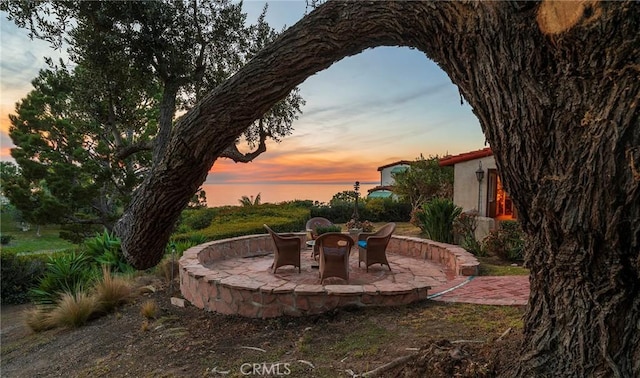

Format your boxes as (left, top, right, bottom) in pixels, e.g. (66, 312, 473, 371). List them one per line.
(310, 198, 411, 223)
(0, 250, 66, 304)
(172, 204, 310, 242)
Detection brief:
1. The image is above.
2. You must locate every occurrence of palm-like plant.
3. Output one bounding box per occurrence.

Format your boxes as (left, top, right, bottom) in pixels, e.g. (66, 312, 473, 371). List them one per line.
(238, 193, 261, 207)
(416, 198, 462, 243)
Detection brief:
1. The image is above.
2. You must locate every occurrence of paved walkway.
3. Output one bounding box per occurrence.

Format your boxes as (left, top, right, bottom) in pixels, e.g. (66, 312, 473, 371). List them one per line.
(201, 248, 530, 308)
(429, 275, 529, 306)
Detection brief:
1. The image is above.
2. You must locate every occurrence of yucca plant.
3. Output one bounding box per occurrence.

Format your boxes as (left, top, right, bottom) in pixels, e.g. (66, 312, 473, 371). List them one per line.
(30, 252, 98, 305)
(416, 198, 462, 243)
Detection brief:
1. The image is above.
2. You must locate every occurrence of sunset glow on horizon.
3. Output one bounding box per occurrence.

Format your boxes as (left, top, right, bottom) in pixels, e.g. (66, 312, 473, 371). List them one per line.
(1, 1, 487, 188)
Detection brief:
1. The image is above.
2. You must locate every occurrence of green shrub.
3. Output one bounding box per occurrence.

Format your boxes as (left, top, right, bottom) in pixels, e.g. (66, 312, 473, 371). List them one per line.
(311, 199, 411, 223)
(180, 208, 219, 230)
(483, 220, 525, 262)
(414, 198, 462, 243)
(310, 203, 354, 223)
(1, 233, 14, 245)
(172, 203, 308, 242)
(83, 231, 134, 274)
(453, 211, 486, 256)
(1, 250, 49, 304)
(30, 252, 99, 305)
(315, 225, 342, 235)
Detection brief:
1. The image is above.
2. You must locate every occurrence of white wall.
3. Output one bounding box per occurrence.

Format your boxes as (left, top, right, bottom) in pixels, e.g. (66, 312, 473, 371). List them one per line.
(452, 156, 496, 216)
(380, 164, 410, 186)
(452, 156, 497, 240)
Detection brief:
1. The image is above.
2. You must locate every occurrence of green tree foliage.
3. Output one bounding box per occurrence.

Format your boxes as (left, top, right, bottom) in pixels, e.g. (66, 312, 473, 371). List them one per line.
(392, 155, 454, 212)
(188, 189, 208, 209)
(329, 190, 357, 206)
(1, 1, 304, 239)
(0, 161, 68, 236)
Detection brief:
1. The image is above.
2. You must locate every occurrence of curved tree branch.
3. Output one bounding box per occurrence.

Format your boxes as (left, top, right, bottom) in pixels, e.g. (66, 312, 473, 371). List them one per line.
(219, 120, 269, 163)
(115, 3, 640, 375)
(115, 140, 154, 161)
(116, 0, 469, 270)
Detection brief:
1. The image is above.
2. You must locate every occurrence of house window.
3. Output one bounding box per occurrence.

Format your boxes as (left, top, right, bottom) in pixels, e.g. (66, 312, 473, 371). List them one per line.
(486, 169, 516, 219)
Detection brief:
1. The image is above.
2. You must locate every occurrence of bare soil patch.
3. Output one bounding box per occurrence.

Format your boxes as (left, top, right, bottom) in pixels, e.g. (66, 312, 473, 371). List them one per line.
(2, 274, 523, 378)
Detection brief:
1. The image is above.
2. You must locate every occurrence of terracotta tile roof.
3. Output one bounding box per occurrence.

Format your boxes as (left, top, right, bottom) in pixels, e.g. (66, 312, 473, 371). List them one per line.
(367, 185, 395, 193)
(376, 160, 413, 171)
(438, 147, 493, 166)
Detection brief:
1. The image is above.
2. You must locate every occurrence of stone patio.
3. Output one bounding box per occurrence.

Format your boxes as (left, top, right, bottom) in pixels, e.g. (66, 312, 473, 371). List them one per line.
(180, 233, 481, 318)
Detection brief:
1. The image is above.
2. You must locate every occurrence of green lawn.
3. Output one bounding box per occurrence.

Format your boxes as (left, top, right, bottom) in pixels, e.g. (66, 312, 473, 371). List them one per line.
(1, 212, 76, 254)
(477, 256, 529, 276)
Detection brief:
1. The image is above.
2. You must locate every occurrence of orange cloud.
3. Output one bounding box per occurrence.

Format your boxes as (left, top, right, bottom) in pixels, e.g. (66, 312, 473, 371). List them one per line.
(208, 151, 381, 184)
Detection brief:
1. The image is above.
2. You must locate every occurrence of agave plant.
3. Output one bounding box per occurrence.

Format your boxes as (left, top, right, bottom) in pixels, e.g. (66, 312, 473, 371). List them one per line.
(84, 231, 134, 274)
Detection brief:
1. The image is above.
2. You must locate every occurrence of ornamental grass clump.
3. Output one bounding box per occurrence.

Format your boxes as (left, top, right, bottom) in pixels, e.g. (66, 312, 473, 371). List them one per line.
(24, 307, 55, 333)
(47, 291, 99, 329)
(94, 266, 132, 314)
(140, 299, 159, 319)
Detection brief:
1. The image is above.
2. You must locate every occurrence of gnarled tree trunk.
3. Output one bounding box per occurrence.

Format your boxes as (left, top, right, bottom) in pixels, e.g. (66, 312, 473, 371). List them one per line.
(115, 1, 639, 375)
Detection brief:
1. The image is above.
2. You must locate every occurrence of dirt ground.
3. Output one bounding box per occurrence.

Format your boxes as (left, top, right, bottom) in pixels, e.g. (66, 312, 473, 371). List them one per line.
(1, 273, 524, 378)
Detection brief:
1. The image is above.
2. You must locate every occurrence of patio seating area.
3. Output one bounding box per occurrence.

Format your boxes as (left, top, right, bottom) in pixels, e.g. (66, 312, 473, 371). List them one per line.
(179, 232, 480, 318)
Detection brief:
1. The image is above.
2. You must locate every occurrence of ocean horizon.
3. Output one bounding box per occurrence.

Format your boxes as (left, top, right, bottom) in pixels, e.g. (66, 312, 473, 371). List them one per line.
(202, 182, 378, 207)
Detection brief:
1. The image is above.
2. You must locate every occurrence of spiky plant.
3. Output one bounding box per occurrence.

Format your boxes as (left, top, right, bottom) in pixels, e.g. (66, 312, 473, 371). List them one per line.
(94, 266, 132, 313)
(24, 306, 55, 333)
(140, 299, 159, 319)
(238, 193, 261, 207)
(30, 252, 98, 305)
(47, 291, 99, 328)
(416, 198, 462, 243)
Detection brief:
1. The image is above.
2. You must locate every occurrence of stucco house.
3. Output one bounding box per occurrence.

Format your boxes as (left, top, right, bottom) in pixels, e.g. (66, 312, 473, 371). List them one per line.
(439, 148, 516, 239)
(367, 160, 412, 200)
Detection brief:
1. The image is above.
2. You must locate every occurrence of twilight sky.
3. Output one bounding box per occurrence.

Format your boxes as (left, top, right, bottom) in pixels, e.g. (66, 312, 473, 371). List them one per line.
(0, 1, 486, 186)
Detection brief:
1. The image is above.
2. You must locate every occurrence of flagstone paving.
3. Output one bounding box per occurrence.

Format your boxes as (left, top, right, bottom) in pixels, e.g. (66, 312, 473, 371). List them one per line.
(180, 235, 529, 318)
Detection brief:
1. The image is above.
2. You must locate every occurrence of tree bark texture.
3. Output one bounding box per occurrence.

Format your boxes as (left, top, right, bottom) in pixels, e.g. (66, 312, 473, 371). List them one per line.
(115, 1, 639, 375)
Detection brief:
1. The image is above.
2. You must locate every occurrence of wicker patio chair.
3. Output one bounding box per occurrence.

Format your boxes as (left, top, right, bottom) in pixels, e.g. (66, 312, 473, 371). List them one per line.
(306, 217, 336, 261)
(306, 217, 334, 240)
(264, 224, 302, 274)
(357, 222, 396, 272)
(316, 232, 354, 284)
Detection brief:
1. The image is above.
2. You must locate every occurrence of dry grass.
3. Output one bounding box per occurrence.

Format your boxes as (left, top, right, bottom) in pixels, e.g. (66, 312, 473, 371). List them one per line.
(94, 266, 132, 313)
(140, 299, 159, 319)
(24, 307, 55, 333)
(156, 257, 179, 282)
(47, 292, 99, 329)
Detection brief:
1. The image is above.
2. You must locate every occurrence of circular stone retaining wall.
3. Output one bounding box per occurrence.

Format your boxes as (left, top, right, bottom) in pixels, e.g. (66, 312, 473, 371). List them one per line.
(179, 234, 478, 318)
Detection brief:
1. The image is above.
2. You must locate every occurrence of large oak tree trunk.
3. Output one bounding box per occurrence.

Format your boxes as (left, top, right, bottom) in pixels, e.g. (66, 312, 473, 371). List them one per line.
(115, 1, 639, 375)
